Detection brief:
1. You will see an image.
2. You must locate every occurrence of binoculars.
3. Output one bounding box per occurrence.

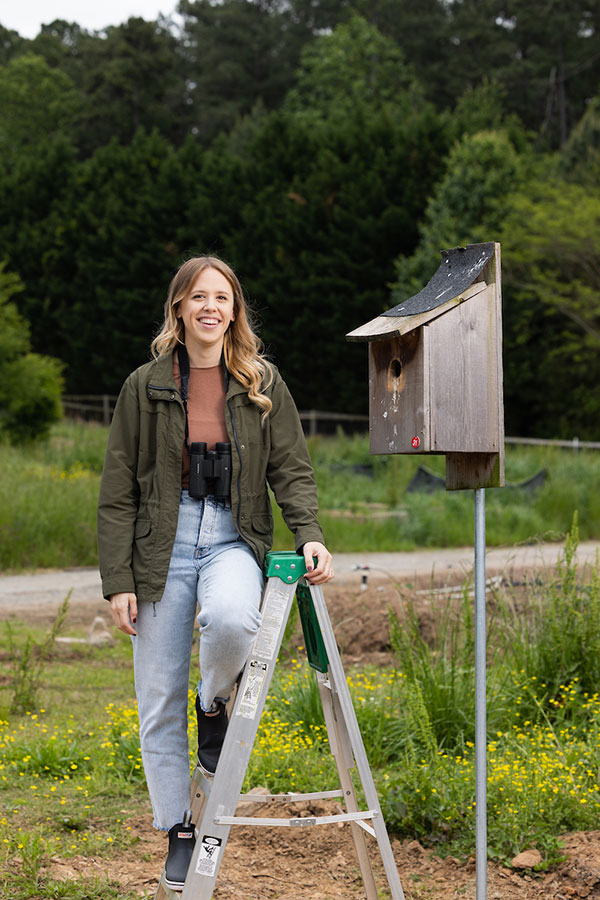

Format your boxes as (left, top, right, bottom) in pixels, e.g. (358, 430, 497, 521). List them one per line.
(189, 442, 232, 500)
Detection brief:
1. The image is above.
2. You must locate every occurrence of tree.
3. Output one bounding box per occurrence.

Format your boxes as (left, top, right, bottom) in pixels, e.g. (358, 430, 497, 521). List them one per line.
(177, 0, 315, 143)
(0, 53, 80, 153)
(0, 135, 78, 353)
(393, 129, 525, 301)
(29, 19, 90, 85)
(39, 130, 184, 391)
(284, 13, 422, 122)
(77, 17, 189, 152)
(0, 262, 63, 443)
(0, 24, 25, 65)
(499, 177, 600, 437)
(561, 95, 600, 186)
(202, 102, 448, 412)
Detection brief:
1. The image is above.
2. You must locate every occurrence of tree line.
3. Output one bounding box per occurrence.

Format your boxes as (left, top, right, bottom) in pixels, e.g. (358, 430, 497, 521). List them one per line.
(0, 1, 599, 441)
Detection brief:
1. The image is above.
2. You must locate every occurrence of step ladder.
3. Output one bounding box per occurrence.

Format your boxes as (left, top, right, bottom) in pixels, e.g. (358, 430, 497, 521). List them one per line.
(154, 551, 406, 900)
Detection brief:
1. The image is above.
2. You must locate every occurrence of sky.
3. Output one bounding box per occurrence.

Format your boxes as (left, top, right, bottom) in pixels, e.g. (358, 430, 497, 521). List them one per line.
(1, 1, 181, 38)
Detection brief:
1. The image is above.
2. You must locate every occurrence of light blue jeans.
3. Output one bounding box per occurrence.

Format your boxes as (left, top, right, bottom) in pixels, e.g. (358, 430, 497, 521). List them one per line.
(132, 491, 264, 830)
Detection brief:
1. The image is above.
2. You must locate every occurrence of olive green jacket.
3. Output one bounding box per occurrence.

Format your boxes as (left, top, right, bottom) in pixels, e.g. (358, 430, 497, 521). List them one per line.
(97, 352, 324, 603)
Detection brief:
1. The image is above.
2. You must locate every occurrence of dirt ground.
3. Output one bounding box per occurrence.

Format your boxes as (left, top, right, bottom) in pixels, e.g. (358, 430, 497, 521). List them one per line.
(7, 565, 600, 899)
(43, 811, 600, 900)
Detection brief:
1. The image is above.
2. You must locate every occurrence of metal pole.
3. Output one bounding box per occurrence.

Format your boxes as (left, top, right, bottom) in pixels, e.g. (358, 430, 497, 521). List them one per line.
(474, 488, 487, 900)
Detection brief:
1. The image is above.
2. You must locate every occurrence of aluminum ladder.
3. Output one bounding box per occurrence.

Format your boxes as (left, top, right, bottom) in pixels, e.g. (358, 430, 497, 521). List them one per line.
(155, 550, 405, 900)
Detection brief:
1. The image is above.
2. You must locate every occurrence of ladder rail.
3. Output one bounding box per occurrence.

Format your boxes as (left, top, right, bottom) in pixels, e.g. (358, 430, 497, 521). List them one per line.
(317, 670, 380, 900)
(310, 582, 406, 900)
(179, 576, 298, 900)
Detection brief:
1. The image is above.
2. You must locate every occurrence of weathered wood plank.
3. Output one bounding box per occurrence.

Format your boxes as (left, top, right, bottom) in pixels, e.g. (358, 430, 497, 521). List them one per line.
(368, 332, 431, 455)
(428, 285, 500, 454)
(445, 452, 503, 490)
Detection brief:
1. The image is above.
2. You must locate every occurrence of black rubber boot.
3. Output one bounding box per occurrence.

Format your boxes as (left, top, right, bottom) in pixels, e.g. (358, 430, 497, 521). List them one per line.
(196, 694, 228, 776)
(164, 809, 195, 891)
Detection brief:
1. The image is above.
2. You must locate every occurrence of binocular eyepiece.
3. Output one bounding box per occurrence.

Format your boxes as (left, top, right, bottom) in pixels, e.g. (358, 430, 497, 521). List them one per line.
(189, 442, 232, 500)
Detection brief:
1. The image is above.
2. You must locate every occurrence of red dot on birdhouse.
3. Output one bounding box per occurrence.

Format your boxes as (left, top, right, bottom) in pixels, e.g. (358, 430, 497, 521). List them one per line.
(411, 436, 420, 448)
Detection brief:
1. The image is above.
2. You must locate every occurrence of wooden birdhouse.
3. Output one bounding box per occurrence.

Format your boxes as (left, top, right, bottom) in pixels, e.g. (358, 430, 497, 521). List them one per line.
(346, 242, 505, 490)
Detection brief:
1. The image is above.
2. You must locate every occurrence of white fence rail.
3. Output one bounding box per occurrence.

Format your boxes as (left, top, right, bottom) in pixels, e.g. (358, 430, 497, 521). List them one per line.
(62, 396, 599, 448)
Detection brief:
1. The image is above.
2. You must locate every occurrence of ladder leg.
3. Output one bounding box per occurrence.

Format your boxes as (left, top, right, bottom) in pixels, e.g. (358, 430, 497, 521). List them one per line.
(309, 583, 406, 900)
(179, 576, 298, 900)
(317, 672, 379, 900)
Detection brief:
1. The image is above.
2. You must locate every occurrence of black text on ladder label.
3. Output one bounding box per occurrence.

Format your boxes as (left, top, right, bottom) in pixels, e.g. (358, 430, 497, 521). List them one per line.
(252, 588, 288, 659)
(236, 659, 268, 719)
(195, 835, 222, 877)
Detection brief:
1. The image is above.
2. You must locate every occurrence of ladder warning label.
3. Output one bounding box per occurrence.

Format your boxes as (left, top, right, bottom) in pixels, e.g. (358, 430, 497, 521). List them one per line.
(253, 589, 288, 660)
(236, 659, 268, 719)
(195, 834, 222, 877)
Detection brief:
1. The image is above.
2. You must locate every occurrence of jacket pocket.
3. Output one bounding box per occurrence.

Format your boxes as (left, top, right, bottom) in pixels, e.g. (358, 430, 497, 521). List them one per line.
(251, 513, 273, 535)
(132, 518, 154, 585)
(134, 518, 152, 539)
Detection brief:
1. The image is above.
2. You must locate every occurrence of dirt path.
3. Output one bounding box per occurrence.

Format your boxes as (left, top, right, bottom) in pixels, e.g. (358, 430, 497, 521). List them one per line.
(1, 540, 598, 623)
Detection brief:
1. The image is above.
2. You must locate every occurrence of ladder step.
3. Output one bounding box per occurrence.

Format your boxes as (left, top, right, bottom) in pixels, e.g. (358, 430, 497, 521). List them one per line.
(214, 809, 378, 828)
(237, 789, 343, 803)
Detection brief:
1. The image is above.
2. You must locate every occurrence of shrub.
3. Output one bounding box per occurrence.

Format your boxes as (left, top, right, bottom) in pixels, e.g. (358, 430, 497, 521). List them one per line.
(0, 261, 64, 444)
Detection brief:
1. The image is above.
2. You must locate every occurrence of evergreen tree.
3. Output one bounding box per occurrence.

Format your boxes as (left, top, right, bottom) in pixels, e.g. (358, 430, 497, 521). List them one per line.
(177, 0, 315, 143)
(77, 18, 188, 152)
(209, 104, 448, 412)
(40, 129, 187, 392)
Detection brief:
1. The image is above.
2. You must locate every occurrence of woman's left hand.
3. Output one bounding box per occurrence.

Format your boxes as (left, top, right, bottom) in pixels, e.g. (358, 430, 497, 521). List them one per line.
(302, 541, 334, 584)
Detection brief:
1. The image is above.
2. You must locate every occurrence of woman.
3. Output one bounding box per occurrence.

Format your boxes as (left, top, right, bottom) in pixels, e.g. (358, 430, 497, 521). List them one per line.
(97, 255, 333, 890)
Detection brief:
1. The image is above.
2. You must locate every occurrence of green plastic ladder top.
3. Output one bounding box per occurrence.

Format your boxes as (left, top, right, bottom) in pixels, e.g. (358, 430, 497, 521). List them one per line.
(264, 552, 329, 673)
(296, 582, 329, 674)
(264, 550, 308, 584)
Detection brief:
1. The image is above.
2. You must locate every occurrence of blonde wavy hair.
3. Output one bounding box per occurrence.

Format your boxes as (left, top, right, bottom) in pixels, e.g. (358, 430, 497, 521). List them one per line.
(151, 256, 273, 417)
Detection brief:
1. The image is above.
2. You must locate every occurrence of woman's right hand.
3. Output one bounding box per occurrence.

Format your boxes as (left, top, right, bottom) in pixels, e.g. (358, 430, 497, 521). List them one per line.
(109, 592, 138, 635)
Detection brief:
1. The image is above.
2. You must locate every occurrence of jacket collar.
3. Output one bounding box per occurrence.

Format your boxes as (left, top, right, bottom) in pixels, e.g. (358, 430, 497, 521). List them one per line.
(147, 350, 248, 398)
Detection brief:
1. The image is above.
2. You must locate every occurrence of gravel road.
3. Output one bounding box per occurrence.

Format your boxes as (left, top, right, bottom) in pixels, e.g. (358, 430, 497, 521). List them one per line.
(0, 540, 598, 618)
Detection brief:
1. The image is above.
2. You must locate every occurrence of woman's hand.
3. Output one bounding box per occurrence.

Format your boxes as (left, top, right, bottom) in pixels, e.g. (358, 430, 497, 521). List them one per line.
(109, 592, 138, 635)
(302, 542, 334, 584)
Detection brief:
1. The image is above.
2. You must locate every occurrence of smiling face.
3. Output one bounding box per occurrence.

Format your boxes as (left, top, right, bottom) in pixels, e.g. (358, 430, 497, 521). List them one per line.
(176, 266, 235, 366)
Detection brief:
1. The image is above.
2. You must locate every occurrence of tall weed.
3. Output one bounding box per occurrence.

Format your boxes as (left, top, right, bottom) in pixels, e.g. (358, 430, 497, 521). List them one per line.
(501, 513, 600, 714)
(5, 593, 70, 714)
(388, 583, 478, 750)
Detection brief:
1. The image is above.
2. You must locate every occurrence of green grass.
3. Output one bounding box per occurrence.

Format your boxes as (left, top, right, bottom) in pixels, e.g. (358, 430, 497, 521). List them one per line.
(0, 421, 105, 571)
(3, 420, 598, 571)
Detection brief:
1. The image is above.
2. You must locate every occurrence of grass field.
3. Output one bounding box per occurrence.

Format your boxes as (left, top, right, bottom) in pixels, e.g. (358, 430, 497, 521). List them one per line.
(0, 421, 599, 571)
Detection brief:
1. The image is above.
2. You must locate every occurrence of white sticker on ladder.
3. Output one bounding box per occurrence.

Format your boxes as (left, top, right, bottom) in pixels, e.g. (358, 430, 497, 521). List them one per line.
(235, 659, 268, 719)
(195, 834, 222, 877)
(252, 588, 288, 660)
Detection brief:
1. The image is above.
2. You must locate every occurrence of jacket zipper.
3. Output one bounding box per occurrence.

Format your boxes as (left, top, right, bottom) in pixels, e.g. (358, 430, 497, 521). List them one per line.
(227, 393, 244, 534)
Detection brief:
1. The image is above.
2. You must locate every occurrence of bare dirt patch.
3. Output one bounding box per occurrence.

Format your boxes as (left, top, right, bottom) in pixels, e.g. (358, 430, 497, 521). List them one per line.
(42, 807, 600, 899)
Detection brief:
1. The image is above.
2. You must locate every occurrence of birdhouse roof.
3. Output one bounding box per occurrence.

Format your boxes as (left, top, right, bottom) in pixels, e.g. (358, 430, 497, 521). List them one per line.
(347, 242, 496, 342)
